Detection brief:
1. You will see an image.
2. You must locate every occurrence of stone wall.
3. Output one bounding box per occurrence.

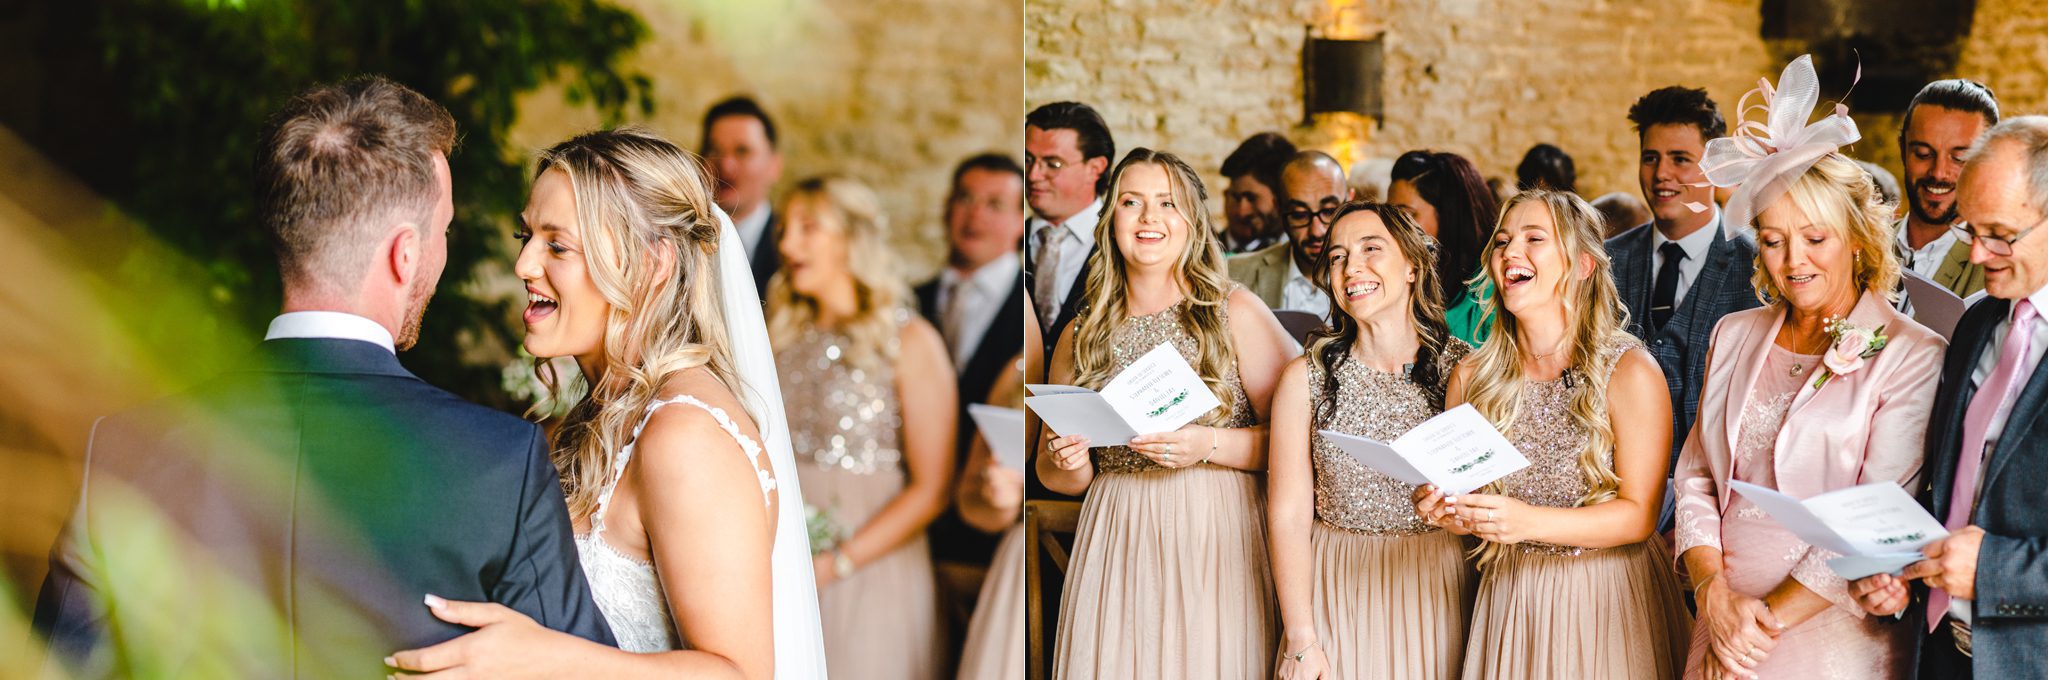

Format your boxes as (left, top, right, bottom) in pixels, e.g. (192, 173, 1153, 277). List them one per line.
(1027, 0, 2042, 216)
(513, 0, 1025, 281)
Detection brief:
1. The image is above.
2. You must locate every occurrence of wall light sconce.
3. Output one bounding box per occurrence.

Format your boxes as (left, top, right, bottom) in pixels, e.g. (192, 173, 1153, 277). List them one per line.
(1301, 25, 1384, 125)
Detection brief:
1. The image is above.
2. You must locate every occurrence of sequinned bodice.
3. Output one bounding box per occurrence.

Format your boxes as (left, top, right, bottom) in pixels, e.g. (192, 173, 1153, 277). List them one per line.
(1092, 302, 1255, 475)
(1308, 340, 1470, 534)
(778, 317, 904, 476)
(1490, 336, 1638, 556)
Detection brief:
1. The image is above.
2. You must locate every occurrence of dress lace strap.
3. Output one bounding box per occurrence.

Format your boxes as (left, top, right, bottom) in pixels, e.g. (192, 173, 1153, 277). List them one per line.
(590, 394, 778, 538)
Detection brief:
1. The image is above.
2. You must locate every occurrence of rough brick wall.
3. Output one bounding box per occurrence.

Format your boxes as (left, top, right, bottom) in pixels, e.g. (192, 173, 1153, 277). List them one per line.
(1959, 0, 2048, 123)
(1028, 0, 1941, 211)
(513, 0, 1025, 280)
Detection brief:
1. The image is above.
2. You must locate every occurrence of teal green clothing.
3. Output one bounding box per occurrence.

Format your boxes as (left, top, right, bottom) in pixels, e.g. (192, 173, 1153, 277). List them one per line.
(1446, 278, 1493, 346)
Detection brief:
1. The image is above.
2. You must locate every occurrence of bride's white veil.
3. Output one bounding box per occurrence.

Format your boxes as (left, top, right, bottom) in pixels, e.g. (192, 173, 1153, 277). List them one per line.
(709, 205, 829, 679)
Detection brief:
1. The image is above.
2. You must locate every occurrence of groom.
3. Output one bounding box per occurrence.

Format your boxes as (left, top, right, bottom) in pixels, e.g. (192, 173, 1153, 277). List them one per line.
(32, 77, 612, 678)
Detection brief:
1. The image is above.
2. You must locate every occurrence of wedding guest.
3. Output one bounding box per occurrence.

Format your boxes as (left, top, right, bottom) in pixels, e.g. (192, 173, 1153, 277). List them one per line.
(1415, 189, 1691, 678)
(1850, 116, 2048, 679)
(953, 294, 1038, 680)
(1219, 132, 1298, 254)
(1858, 160, 1902, 209)
(1674, 150, 1943, 678)
(1389, 149, 1498, 344)
(31, 76, 613, 678)
(1895, 79, 1999, 298)
(1027, 102, 1116, 344)
(1268, 202, 1474, 680)
(1607, 86, 1762, 526)
(1229, 151, 1352, 317)
(1350, 156, 1394, 203)
(1593, 191, 1652, 240)
(916, 153, 1027, 635)
(1037, 149, 1296, 678)
(1516, 142, 1577, 194)
(701, 96, 786, 295)
(771, 175, 957, 679)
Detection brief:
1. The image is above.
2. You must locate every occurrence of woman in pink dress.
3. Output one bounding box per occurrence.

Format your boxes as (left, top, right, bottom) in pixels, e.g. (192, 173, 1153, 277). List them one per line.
(1673, 58, 1946, 680)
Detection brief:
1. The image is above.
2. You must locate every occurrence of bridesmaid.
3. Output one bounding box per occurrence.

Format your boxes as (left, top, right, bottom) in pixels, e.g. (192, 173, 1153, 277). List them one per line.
(1268, 202, 1475, 680)
(1036, 148, 1297, 678)
(1388, 150, 1499, 345)
(769, 175, 956, 679)
(1414, 189, 1691, 678)
(952, 293, 1038, 680)
(1673, 154, 1942, 679)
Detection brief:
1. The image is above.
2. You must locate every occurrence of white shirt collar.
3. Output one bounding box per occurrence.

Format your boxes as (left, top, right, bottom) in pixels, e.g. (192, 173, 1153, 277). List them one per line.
(1651, 210, 1720, 263)
(2023, 281, 2048, 320)
(1896, 216, 1960, 255)
(943, 251, 1023, 296)
(1032, 197, 1102, 248)
(265, 311, 396, 354)
(735, 200, 773, 257)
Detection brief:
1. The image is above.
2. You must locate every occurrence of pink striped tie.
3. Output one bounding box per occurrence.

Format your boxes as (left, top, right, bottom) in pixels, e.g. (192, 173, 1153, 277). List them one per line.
(1931, 299, 2038, 631)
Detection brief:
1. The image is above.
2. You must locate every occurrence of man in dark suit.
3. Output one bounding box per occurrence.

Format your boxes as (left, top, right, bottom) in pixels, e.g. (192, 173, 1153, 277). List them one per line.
(916, 153, 1027, 646)
(1851, 117, 2048, 678)
(702, 96, 786, 295)
(1605, 86, 1761, 529)
(31, 77, 611, 678)
(1025, 101, 1114, 351)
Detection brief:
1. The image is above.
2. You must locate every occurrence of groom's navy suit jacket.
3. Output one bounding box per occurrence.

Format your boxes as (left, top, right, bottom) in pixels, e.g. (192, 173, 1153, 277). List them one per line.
(33, 338, 613, 678)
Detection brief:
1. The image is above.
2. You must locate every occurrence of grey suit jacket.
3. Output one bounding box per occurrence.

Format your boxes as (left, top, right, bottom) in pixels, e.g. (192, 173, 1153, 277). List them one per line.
(1606, 221, 1762, 469)
(1905, 295, 2048, 676)
(1227, 241, 1291, 311)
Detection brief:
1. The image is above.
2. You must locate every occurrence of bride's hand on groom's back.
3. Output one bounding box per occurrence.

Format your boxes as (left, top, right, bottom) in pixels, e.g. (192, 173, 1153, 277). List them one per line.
(386, 594, 587, 678)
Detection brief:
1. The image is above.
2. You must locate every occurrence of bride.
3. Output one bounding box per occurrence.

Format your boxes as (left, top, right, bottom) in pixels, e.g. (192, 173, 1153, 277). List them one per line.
(386, 128, 828, 678)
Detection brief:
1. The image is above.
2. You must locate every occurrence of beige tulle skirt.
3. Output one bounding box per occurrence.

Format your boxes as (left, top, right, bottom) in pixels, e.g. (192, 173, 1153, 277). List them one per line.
(956, 524, 1023, 680)
(801, 465, 945, 680)
(1461, 541, 1691, 679)
(1312, 523, 1475, 680)
(1052, 466, 1277, 679)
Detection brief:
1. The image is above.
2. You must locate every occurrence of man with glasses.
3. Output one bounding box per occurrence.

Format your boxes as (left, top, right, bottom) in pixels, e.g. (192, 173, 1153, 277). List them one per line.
(1850, 116, 2048, 679)
(1025, 101, 1114, 345)
(1229, 151, 1349, 317)
(1897, 80, 1999, 299)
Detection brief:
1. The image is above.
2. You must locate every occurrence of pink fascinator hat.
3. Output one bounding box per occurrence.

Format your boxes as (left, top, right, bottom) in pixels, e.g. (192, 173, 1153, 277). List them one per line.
(1699, 54, 1861, 237)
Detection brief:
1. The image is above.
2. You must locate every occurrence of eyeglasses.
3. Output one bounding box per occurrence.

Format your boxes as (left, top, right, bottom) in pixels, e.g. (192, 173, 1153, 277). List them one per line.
(1952, 215, 2048, 257)
(1025, 155, 1071, 174)
(1285, 204, 1340, 228)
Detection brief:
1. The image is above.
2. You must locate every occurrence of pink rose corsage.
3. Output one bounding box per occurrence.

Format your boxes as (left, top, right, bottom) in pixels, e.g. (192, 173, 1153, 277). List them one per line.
(1811, 316, 1887, 389)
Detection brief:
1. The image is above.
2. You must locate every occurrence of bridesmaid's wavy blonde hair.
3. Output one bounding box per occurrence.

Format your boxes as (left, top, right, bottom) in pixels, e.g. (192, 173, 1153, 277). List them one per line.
(1462, 190, 1635, 567)
(532, 127, 744, 520)
(1069, 149, 1239, 424)
(765, 175, 907, 372)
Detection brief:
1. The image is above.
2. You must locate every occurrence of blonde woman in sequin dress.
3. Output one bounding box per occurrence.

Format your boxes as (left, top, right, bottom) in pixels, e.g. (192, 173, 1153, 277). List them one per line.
(1673, 155, 1941, 680)
(769, 175, 957, 679)
(1414, 190, 1691, 678)
(1036, 149, 1298, 679)
(1269, 202, 1475, 680)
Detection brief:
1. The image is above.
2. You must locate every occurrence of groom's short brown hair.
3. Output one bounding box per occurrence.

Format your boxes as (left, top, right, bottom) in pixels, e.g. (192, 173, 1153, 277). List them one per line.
(255, 76, 456, 295)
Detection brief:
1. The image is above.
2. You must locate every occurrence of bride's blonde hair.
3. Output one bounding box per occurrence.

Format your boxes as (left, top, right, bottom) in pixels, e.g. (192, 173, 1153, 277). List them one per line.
(1463, 189, 1635, 567)
(532, 127, 744, 520)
